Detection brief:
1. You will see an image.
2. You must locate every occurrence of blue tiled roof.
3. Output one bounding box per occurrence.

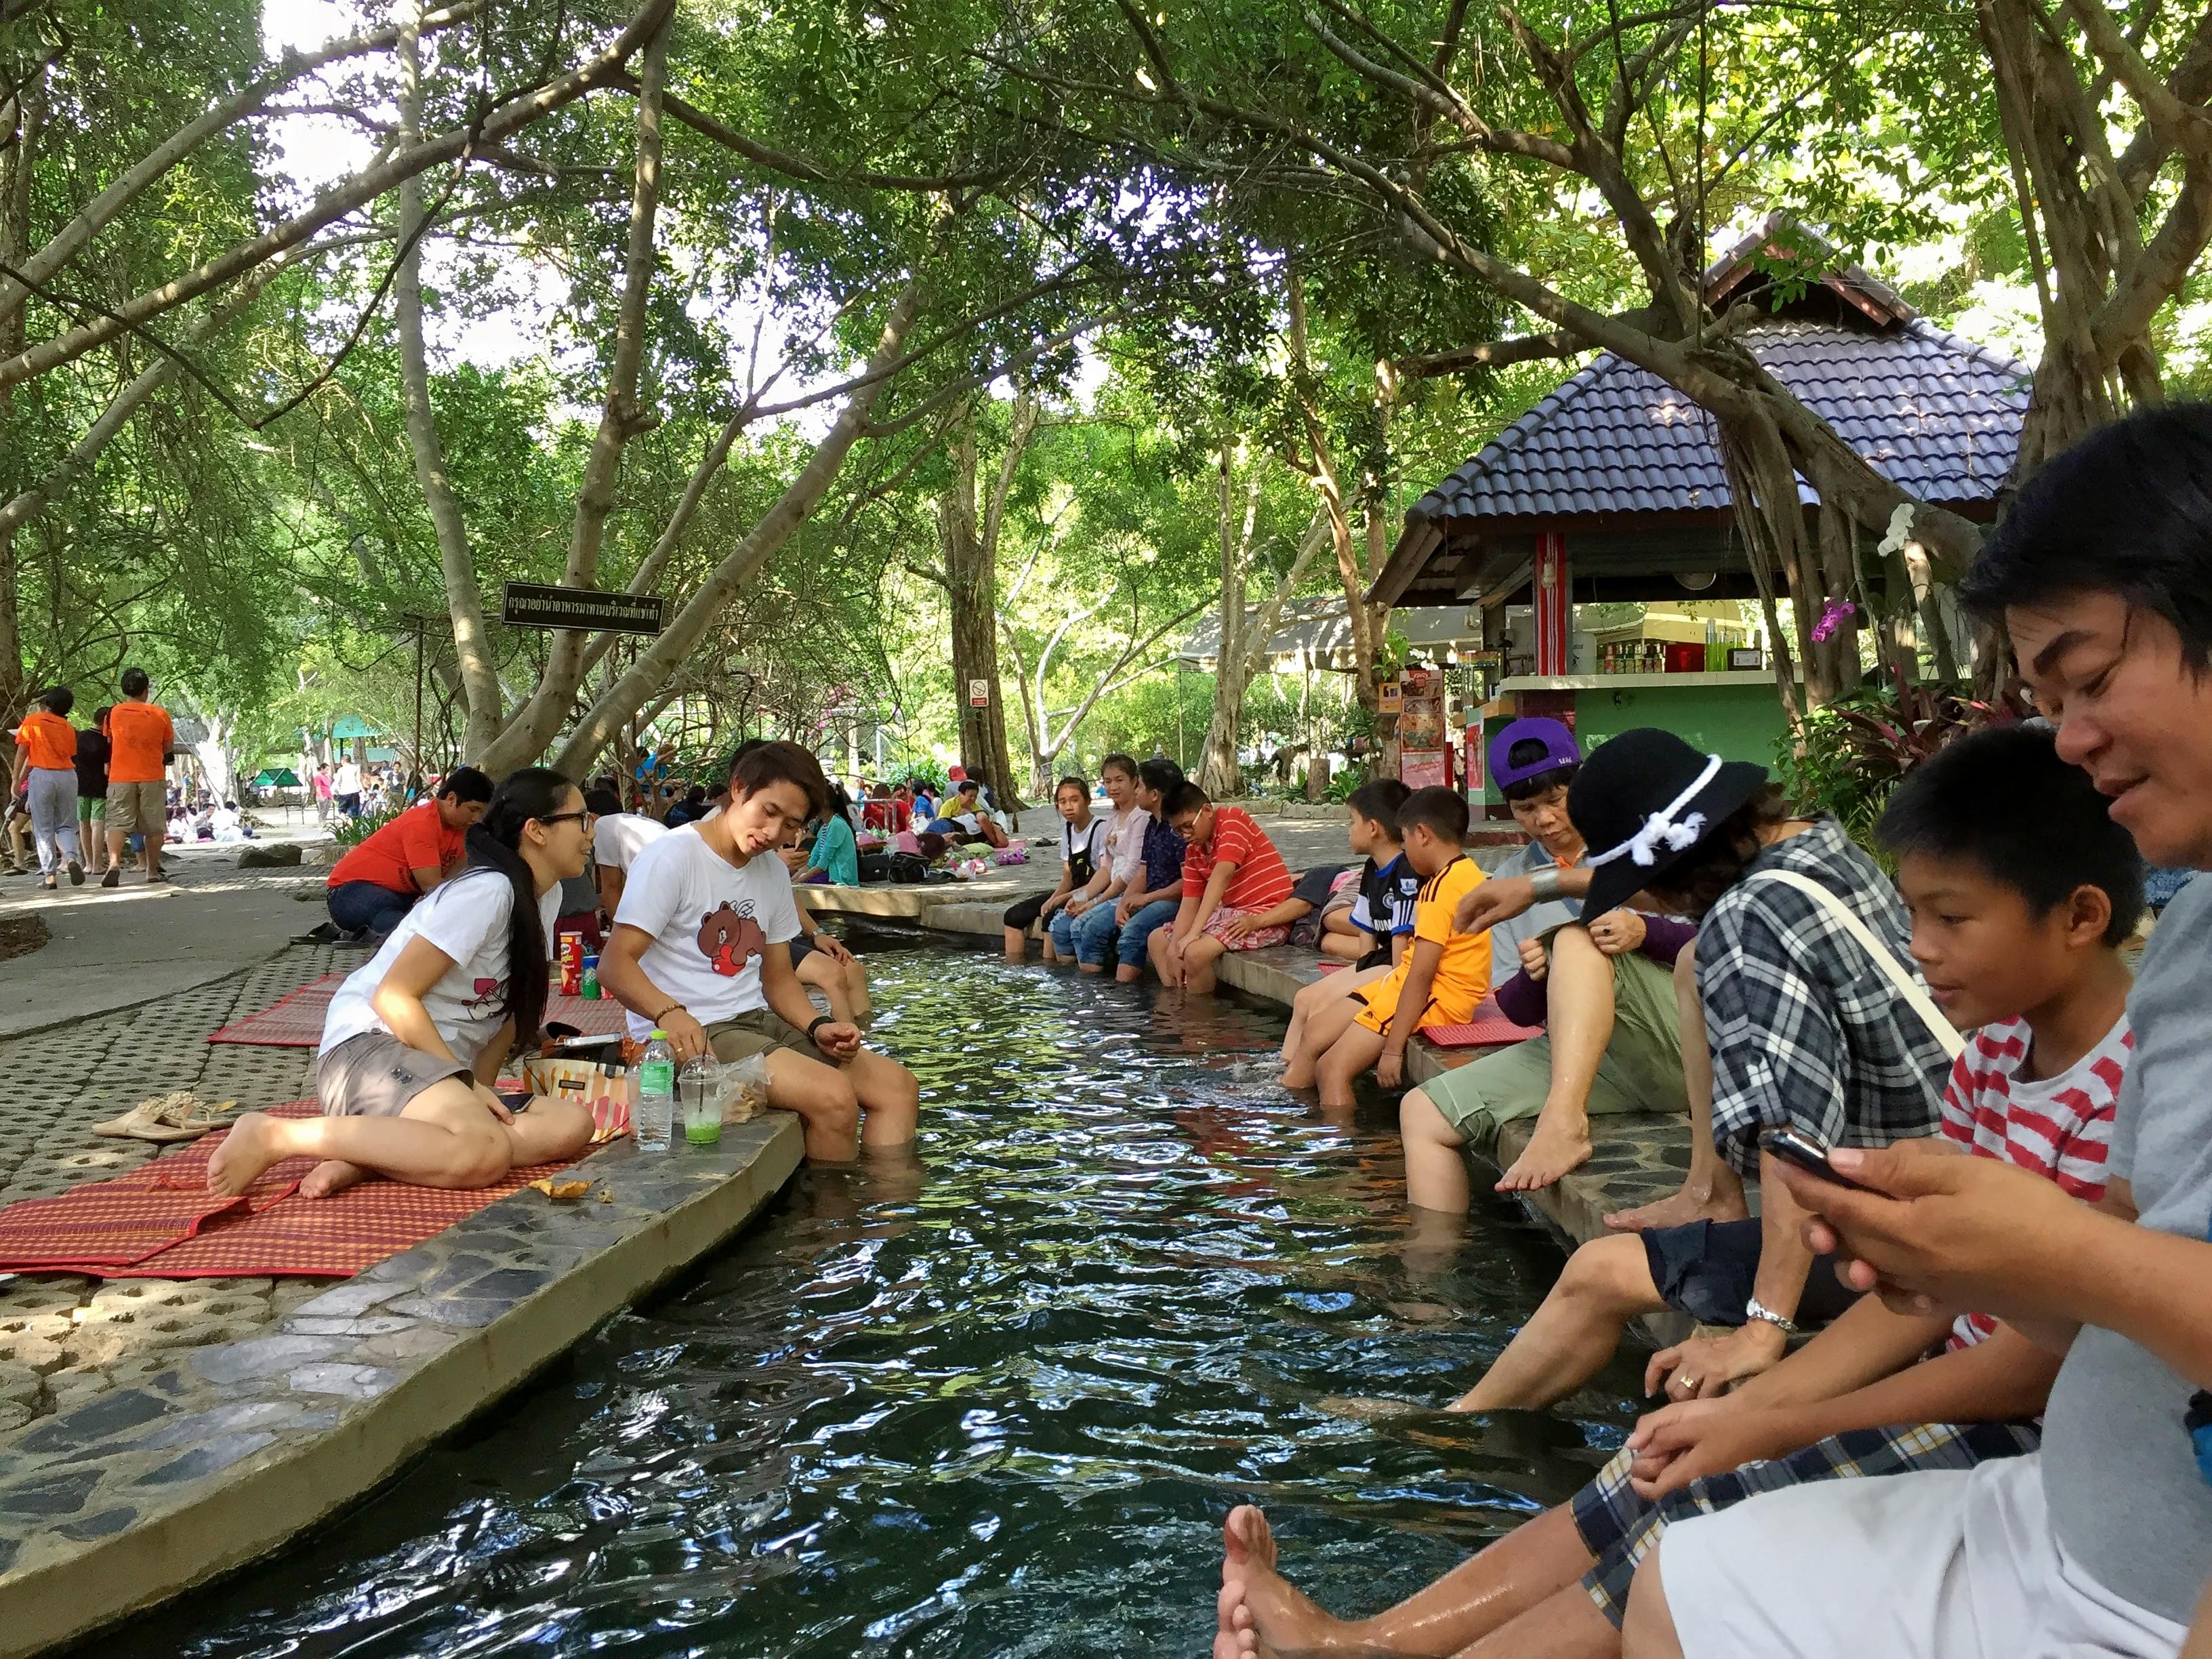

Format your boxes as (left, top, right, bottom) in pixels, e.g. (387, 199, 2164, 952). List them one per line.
(1410, 320, 2030, 524)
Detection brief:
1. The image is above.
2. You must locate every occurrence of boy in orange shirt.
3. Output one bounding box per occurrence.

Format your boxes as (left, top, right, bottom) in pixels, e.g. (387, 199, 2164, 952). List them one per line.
(100, 666, 176, 886)
(11, 684, 83, 888)
(1292, 786, 1490, 1108)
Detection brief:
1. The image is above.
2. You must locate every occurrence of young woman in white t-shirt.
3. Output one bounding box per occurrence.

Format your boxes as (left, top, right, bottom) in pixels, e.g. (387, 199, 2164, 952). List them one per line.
(206, 768, 596, 1199)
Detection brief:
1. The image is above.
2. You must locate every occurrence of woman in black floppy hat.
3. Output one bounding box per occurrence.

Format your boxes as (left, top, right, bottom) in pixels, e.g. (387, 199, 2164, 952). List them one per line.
(1439, 726, 1954, 1413)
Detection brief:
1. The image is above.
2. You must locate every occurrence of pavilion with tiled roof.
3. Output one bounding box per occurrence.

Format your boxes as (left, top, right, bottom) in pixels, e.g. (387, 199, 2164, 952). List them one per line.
(1369, 227, 2032, 623)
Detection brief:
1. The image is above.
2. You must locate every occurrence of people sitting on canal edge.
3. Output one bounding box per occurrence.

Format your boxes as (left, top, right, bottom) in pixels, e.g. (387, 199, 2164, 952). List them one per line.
(1090, 758, 1186, 981)
(1004, 775, 1105, 961)
(321, 766, 493, 942)
(1438, 726, 1958, 1414)
(1277, 779, 1414, 1071)
(1605, 407, 2212, 1659)
(1214, 716, 2142, 1659)
(209, 767, 598, 1200)
(716, 739, 874, 1025)
(598, 739, 915, 1162)
(1059, 753, 1149, 970)
(1150, 780, 1296, 996)
(1281, 785, 1490, 1109)
(1401, 718, 1692, 1202)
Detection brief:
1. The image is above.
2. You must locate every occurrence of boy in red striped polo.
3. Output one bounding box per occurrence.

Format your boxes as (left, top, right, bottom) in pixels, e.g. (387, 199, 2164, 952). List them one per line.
(1151, 781, 1294, 995)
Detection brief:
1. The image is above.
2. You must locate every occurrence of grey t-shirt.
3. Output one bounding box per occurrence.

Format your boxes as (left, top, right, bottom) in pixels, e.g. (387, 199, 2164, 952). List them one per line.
(1485, 839, 1584, 989)
(2040, 873, 2212, 1622)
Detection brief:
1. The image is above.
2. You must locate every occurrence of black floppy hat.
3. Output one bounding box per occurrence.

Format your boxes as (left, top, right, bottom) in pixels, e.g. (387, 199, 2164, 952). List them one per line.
(1567, 729, 1771, 918)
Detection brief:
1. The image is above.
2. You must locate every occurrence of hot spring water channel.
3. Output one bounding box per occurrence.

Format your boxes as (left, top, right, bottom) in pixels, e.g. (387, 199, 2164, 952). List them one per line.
(132, 933, 1654, 1658)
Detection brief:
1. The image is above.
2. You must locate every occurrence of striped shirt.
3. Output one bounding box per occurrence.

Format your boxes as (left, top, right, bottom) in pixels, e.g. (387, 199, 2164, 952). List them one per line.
(1181, 804, 1293, 914)
(1939, 1012, 2130, 1351)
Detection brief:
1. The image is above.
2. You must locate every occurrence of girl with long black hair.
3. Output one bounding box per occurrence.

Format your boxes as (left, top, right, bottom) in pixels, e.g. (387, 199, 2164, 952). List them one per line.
(207, 768, 597, 1199)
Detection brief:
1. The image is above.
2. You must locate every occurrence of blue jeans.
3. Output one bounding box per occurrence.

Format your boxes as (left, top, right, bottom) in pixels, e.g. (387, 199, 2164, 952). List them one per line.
(1114, 899, 1180, 970)
(329, 880, 415, 939)
(1067, 899, 1119, 966)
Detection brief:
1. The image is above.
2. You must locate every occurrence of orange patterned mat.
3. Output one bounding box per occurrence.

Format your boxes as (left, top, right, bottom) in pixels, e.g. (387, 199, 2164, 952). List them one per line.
(0, 1103, 586, 1278)
(209, 974, 630, 1047)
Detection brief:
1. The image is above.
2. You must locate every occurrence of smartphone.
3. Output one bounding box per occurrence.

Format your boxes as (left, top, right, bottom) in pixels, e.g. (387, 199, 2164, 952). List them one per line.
(1759, 1128, 1874, 1193)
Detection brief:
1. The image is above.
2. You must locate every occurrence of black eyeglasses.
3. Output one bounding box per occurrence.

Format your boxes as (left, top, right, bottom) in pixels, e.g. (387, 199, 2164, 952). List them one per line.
(539, 811, 589, 828)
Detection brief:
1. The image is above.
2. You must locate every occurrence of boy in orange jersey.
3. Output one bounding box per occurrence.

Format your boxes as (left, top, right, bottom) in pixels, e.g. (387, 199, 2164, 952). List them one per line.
(1290, 785, 1491, 1108)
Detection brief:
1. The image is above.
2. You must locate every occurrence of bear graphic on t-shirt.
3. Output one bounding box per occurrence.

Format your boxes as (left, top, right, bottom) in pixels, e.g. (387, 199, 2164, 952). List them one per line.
(697, 903, 766, 978)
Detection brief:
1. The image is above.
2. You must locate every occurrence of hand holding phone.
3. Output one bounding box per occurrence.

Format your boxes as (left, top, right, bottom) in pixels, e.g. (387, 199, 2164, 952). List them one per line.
(1759, 1128, 1875, 1193)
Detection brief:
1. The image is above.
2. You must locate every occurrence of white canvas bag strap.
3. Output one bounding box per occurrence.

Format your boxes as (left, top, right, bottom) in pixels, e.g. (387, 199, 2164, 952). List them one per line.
(1749, 869, 1965, 1059)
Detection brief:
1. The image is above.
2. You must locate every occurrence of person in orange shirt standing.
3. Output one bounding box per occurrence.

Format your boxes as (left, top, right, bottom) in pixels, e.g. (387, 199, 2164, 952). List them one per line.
(99, 665, 176, 887)
(10, 684, 83, 889)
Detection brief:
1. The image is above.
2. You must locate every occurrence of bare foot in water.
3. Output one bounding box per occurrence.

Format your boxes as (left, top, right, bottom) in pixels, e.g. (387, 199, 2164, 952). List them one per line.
(1216, 1505, 1381, 1658)
(1496, 1115, 1593, 1193)
(205, 1113, 293, 1197)
(300, 1158, 370, 1198)
(1603, 1180, 1748, 1233)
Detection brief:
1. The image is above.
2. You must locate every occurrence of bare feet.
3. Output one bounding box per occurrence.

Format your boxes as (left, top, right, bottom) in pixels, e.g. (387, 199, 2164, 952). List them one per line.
(1496, 1115, 1593, 1193)
(1214, 1505, 1373, 1658)
(300, 1158, 371, 1198)
(205, 1113, 292, 1197)
(1603, 1180, 1748, 1232)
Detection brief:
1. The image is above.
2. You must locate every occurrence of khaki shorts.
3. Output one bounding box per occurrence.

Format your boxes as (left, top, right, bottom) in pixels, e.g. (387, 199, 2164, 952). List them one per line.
(703, 1007, 817, 1064)
(1421, 946, 1687, 1148)
(106, 779, 165, 837)
(316, 1031, 471, 1117)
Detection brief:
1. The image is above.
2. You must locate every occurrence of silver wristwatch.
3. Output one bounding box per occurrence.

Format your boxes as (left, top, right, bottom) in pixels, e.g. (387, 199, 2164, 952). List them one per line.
(1744, 1296, 1799, 1336)
(1529, 866, 1565, 904)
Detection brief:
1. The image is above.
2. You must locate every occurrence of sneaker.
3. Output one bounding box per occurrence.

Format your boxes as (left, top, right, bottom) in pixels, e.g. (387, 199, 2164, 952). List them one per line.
(66, 859, 83, 886)
(99, 868, 119, 889)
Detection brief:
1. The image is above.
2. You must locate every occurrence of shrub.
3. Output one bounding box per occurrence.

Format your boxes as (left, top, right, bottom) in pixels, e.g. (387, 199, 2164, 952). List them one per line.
(329, 804, 402, 848)
(1776, 681, 2032, 855)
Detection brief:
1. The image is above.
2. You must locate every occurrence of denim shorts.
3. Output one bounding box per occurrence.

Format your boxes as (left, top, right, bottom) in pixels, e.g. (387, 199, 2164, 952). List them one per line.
(1642, 1216, 1860, 1328)
(1048, 908, 1082, 956)
(1115, 898, 1180, 968)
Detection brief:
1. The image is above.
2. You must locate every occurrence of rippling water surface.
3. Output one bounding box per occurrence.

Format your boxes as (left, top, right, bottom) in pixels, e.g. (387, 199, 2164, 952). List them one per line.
(143, 937, 1650, 1658)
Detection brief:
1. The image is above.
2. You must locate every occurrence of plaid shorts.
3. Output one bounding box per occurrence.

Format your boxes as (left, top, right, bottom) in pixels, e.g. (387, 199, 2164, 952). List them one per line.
(1200, 906, 1290, 951)
(1571, 1417, 2042, 1625)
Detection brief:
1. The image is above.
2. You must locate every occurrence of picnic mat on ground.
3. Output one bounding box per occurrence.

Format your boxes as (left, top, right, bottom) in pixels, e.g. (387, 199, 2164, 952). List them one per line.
(209, 975, 630, 1047)
(0, 1103, 586, 1278)
(1422, 996, 1545, 1050)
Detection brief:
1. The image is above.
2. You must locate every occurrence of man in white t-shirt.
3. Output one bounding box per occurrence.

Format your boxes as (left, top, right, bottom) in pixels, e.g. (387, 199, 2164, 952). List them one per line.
(599, 740, 918, 1162)
(583, 786, 667, 918)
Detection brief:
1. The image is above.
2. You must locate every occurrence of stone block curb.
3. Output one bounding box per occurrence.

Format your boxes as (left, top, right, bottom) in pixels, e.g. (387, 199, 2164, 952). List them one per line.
(0, 1115, 803, 1658)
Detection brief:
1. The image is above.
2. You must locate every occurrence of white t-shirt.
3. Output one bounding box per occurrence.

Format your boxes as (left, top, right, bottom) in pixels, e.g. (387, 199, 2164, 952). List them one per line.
(612, 824, 803, 1040)
(334, 762, 361, 794)
(321, 867, 562, 1068)
(592, 811, 667, 874)
(1061, 815, 1107, 873)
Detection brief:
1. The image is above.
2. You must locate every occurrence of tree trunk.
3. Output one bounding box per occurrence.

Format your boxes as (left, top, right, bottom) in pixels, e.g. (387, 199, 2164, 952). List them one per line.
(484, 12, 670, 773)
(395, 1, 502, 760)
(550, 287, 919, 775)
(938, 390, 1036, 811)
(1197, 444, 1248, 796)
(0, 57, 43, 716)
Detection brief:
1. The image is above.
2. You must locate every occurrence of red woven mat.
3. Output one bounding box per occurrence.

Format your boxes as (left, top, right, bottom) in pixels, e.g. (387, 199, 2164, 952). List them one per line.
(1421, 996, 1544, 1050)
(0, 1102, 584, 1278)
(209, 975, 629, 1048)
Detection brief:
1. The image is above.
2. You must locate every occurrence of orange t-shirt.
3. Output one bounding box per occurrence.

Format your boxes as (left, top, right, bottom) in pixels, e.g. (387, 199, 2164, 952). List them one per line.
(327, 800, 464, 895)
(14, 710, 75, 772)
(104, 701, 174, 784)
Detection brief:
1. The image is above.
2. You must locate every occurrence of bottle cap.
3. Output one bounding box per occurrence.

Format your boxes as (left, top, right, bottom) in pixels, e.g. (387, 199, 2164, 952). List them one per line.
(649, 1029, 666, 1040)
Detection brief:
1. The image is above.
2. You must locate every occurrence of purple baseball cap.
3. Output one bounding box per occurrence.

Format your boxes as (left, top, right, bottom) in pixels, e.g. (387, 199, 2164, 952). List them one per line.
(1490, 717, 1581, 791)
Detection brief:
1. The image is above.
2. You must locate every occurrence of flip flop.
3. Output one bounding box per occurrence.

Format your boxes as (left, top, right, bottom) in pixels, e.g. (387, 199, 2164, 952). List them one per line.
(91, 1092, 241, 1143)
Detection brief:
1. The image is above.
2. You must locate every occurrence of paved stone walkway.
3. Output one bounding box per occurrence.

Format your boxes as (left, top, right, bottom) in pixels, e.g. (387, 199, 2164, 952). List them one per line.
(0, 859, 346, 1435)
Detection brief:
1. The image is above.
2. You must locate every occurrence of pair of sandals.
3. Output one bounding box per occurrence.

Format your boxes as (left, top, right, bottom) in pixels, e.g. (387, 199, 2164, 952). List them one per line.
(91, 1091, 240, 1143)
(40, 861, 87, 891)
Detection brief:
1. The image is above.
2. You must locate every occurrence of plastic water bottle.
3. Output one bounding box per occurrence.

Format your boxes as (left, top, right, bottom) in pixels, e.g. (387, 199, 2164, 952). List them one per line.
(636, 1031, 676, 1152)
